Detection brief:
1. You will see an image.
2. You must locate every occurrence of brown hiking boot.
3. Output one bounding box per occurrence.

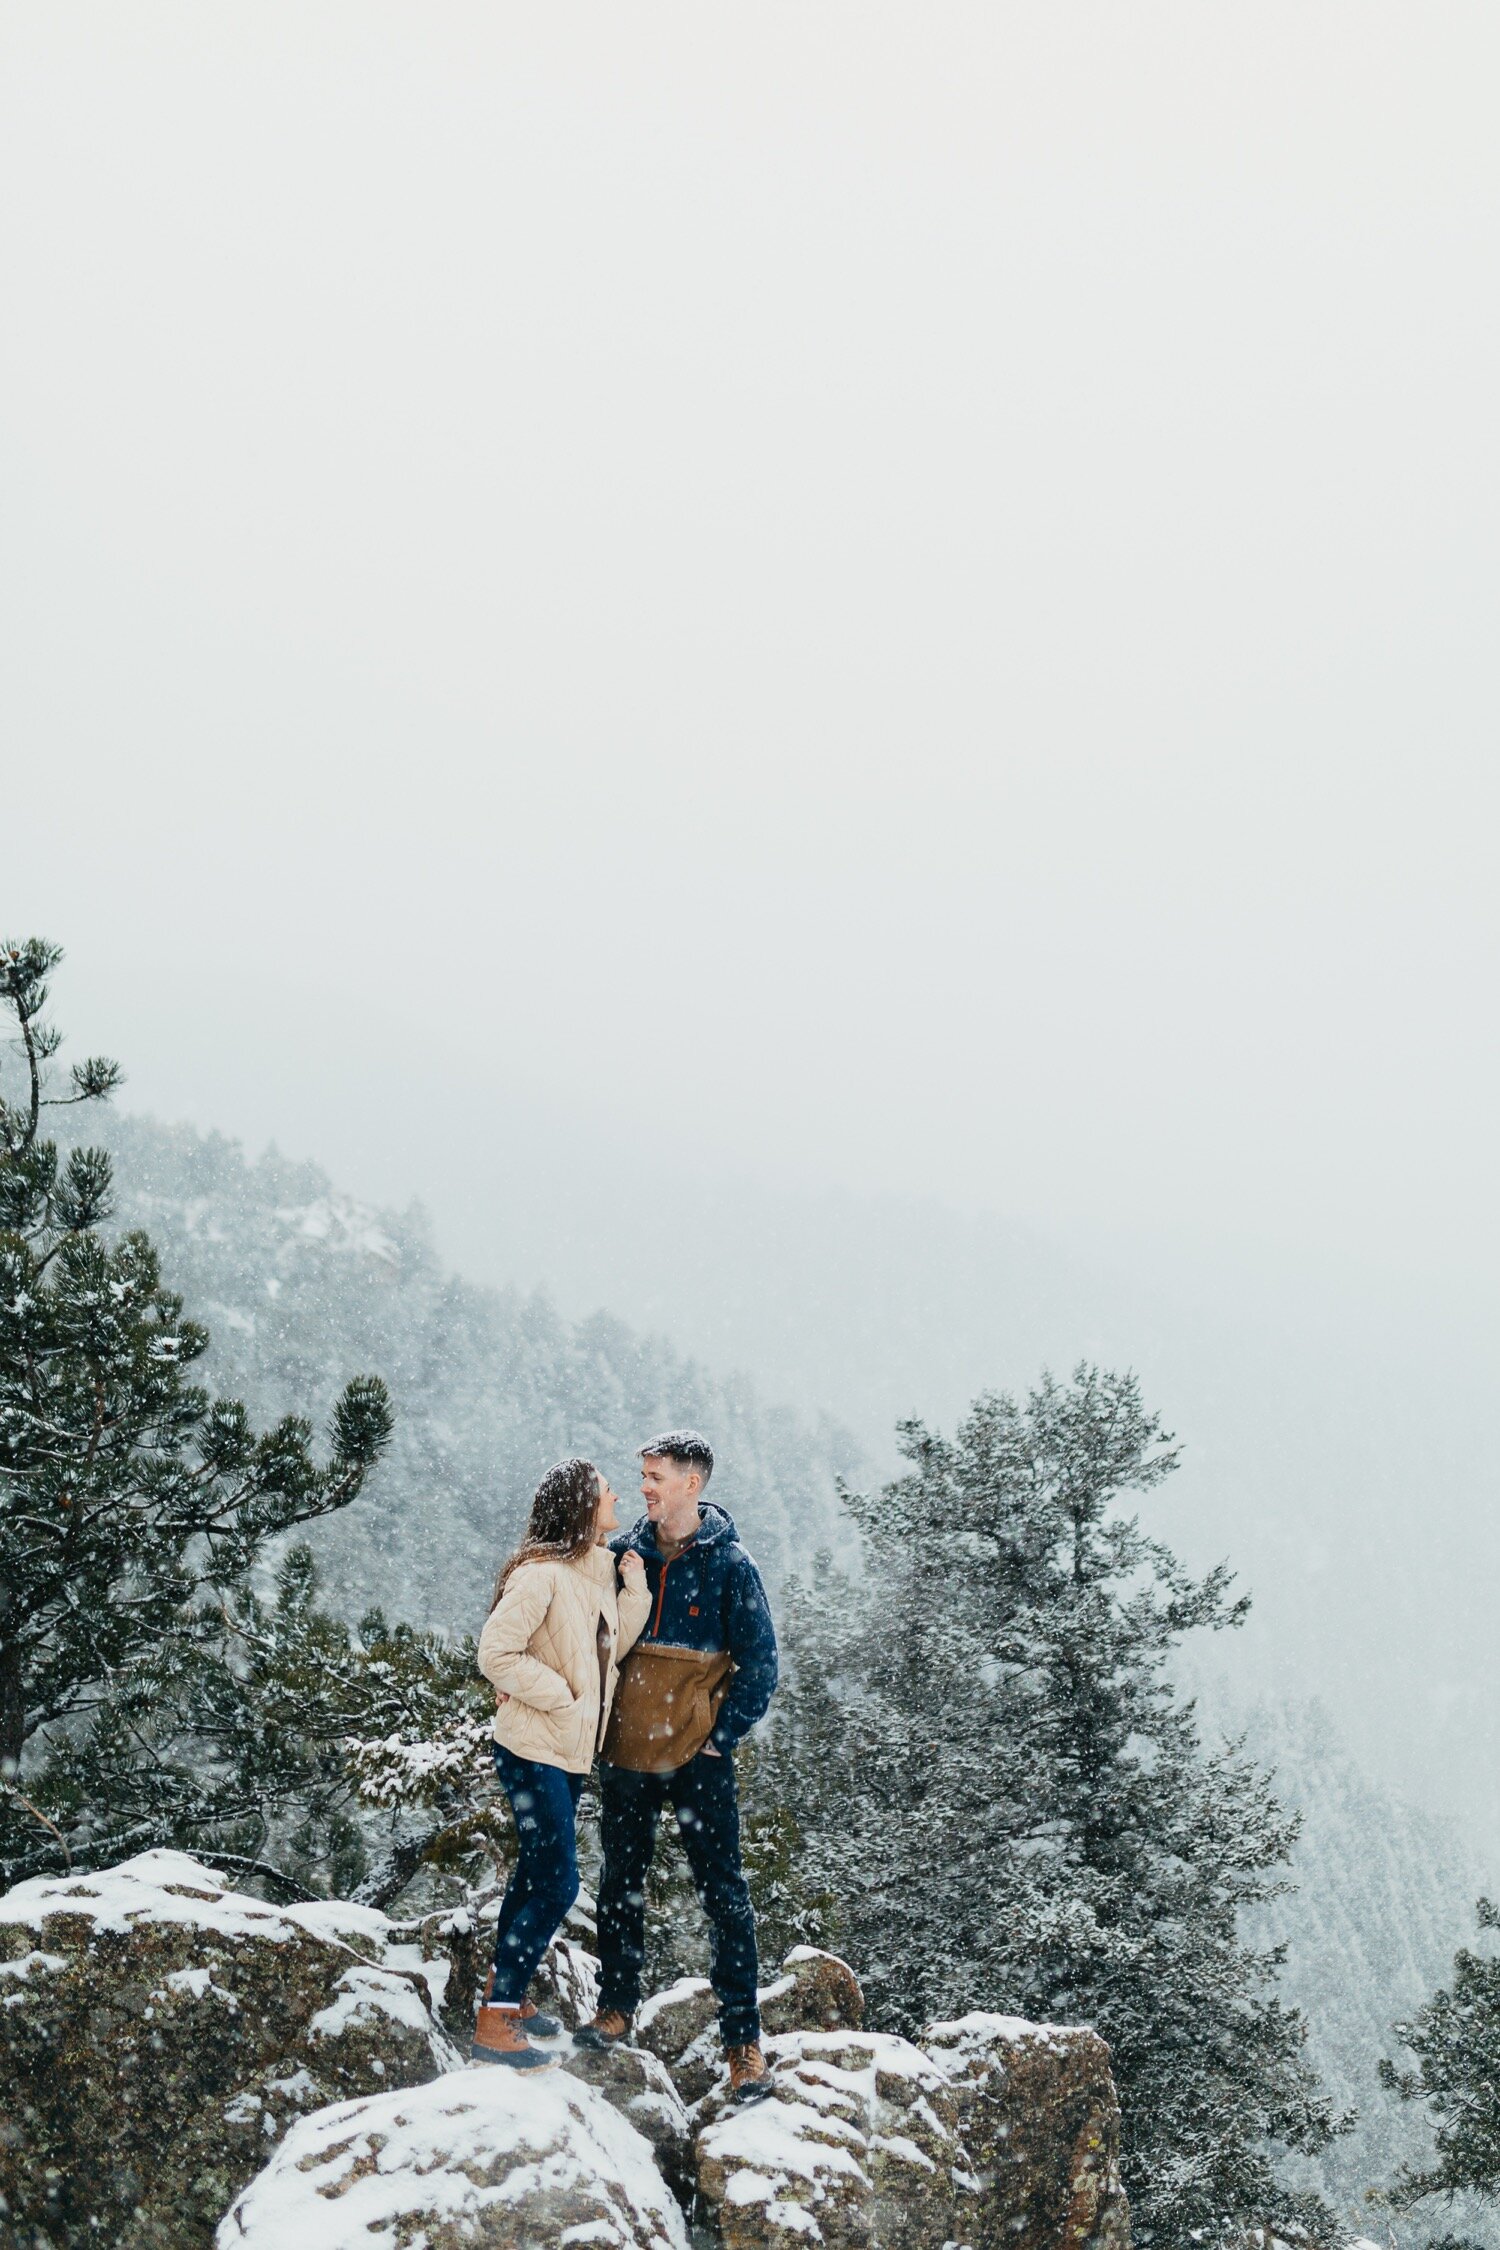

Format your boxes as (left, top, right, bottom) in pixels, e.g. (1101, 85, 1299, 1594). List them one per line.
(470, 2002, 557, 2070)
(480, 1972, 563, 2043)
(726, 2041, 772, 2104)
(573, 2007, 633, 2051)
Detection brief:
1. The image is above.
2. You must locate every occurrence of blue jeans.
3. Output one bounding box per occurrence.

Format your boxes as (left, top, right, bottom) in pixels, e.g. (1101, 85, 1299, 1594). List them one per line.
(490, 1746, 585, 2005)
(597, 1751, 760, 2045)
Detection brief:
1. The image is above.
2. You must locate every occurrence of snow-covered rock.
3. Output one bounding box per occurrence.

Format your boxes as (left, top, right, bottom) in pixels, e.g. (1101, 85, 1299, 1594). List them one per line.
(635, 1972, 723, 2101)
(637, 1971, 718, 2058)
(0, 1845, 1131, 2250)
(215, 2066, 689, 2250)
(693, 2012, 1130, 2250)
(635, 1949, 867, 2108)
(0, 1850, 459, 2249)
(562, 2039, 695, 2199)
(397, 1885, 600, 2044)
(924, 2013, 1130, 2250)
(695, 2028, 970, 2249)
(757, 1947, 864, 2038)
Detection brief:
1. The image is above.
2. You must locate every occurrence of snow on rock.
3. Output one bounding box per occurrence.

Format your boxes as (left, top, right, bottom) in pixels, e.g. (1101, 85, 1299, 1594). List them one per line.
(695, 2028, 968, 2249)
(757, 1948, 864, 2039)
(0, 1850, 461, 2250)
(635, 1973, 721, 2100)
(216, 2064, 690, 2250)
(562, 2039, 695, 2200)
(637, 1951, 866, 2110)
(924, 2012, 1131, 2250)
(401, 1883, 600, 2046)
(0, 1851, 1131, 2250)
(397, 1888, 685, 2189)
(0, 1848, 438, 1993)
(538, 1928, 602, 2028)
(694, 2011, 1131, 2250)
(638, 1971, 717, 2055)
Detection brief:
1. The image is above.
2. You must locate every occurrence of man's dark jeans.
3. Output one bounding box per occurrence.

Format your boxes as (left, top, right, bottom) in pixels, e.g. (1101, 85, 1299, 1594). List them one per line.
(490, 1745, 585, 2005)
(597, 1751, 760, 2045)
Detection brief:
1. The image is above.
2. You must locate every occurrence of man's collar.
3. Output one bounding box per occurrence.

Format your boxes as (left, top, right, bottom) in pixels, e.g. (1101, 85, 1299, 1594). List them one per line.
(649, 1508, 702, 1552)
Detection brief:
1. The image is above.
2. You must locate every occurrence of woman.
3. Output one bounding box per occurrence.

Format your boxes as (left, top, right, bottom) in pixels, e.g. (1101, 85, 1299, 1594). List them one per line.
(472, 1457, 650, 2069)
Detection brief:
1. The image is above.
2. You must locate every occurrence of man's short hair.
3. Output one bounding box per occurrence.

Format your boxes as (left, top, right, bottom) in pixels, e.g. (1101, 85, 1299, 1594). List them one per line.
(638, 1429, 714, 1487)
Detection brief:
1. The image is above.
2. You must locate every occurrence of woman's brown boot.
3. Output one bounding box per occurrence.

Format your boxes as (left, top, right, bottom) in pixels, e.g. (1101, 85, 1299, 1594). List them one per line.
(482, 1971, 563, 2044)
(471, 2001, 558, 2070)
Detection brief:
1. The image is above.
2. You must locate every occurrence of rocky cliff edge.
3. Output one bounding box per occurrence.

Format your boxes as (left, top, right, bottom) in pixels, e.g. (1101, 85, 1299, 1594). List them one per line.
(0, 1851, 1129, 2250)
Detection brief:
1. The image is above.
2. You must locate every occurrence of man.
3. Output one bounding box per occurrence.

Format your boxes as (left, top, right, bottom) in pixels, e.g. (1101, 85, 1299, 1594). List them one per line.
(575, 1430, 779, 2104)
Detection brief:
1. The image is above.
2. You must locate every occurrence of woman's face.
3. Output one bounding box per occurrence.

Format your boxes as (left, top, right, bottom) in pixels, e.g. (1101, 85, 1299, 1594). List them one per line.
(593, 1475, 620, 1537)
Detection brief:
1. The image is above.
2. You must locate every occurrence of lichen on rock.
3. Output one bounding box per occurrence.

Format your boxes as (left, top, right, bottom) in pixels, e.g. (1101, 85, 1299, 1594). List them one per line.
(695, 2027, 971, 2249)
(562, 2037, 695, 2200)
(924, 2013, 1131, 2250)
(0, 1849, 1132, 2250)
(757, 1947, 865, 2038)
(0, 1850, 459, 2249)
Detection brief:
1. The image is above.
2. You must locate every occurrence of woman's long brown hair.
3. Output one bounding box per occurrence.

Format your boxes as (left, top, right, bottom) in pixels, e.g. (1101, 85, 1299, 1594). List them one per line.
(489, 1457, 602, 1612)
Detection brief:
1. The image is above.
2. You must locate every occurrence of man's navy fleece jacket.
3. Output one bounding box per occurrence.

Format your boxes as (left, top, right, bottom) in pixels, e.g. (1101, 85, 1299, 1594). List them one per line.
(609, 1501, 779, 1754)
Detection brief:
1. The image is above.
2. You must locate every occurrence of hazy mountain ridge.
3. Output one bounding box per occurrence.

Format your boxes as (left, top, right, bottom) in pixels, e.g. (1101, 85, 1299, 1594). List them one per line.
(70, 1109, 863, 1632)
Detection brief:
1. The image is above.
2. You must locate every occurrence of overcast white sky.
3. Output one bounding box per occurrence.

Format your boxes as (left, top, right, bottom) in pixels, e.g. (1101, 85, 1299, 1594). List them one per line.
(4, 3, 1498, 1290)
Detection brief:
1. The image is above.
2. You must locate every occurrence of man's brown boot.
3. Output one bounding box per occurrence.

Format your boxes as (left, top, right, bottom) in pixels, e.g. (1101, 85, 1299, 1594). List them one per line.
(471, 2001, 557, 2070)
(726, 2041, 773, 2105)
(573, 2007, 633, 2051)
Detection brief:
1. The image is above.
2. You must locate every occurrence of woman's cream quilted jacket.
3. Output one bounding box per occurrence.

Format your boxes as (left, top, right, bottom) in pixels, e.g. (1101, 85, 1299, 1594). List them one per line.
(477, 1543, 652, 1774)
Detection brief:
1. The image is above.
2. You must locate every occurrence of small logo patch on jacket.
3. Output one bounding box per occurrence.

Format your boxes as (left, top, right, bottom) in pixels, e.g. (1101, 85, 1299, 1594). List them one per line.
(689, 1605, 700, 1616)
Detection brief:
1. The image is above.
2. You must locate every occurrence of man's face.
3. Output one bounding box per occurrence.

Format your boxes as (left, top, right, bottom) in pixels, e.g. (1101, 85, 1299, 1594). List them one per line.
(640, 1453, 703, 1526)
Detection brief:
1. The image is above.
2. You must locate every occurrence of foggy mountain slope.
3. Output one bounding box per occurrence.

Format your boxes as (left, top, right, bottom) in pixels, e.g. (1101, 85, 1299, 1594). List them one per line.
(76, 1087, 1500, 1856)
(1234, 1696, 1499, 2243)
(439, 1134, 1500, 1848)
(56, 1098, 1500, 2231)
(72, 1109, 862, 1632)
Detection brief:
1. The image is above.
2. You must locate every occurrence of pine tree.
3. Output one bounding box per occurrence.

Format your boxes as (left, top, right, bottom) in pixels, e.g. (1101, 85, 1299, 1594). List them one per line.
(33, 1538, 506, 1905)
(0, 939, 393, 1886)
(1379, 1897, 1500, 2224)
(770, 1367, 1345, 2249)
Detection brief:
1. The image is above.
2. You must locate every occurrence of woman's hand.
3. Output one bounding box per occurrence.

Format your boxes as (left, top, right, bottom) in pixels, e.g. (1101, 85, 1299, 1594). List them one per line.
(619, 1551, 646, 1589)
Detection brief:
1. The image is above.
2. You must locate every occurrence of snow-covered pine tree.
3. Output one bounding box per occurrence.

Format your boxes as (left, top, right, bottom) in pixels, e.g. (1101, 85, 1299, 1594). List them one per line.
(1379, 1896, 1500, 2221)
(770, 1367, 1344, 2249)
(0, 939, 393, 1887)
(762, 1497, 1030, 2029)
(38, 1538, 506, 1904)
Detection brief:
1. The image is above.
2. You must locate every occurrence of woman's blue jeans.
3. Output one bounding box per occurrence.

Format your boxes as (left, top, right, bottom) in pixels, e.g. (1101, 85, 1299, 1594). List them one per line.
(489, 1745, 585, 2004)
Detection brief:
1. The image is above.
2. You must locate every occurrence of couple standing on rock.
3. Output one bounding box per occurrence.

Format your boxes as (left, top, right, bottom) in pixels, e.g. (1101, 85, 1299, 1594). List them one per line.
(472, 1430, 780, 2104)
